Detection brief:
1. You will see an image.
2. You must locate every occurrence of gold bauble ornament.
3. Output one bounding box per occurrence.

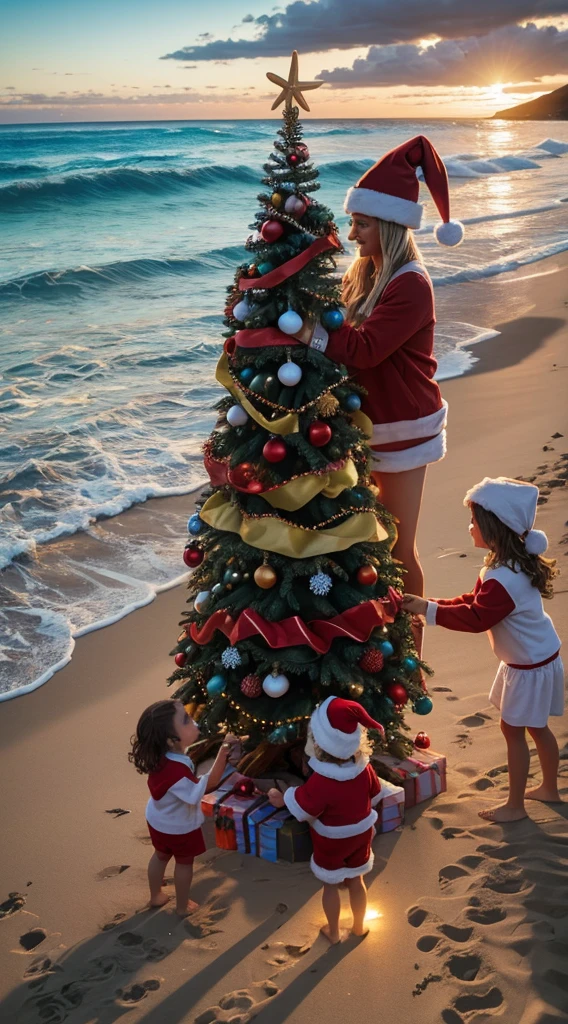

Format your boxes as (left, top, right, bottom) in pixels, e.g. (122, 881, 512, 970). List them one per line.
(316, 393, 340, 417)
(254, 564, 278, 589)
(349, 682, 364, 698)
(272, 192, 283, 208)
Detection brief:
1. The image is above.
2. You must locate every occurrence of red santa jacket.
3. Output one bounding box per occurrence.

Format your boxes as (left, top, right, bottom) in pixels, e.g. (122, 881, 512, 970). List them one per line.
(315, 263, 446, 451)
(283, 756, 381, 838)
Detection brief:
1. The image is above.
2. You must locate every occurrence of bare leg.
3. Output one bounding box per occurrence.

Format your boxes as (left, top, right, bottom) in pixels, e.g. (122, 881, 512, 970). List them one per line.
(371, 465, 427, 596)
(479, 720, 529, 822)
(525, 726, 561, 802)
(346, 875, 368, 937)
(320, 883, 349, 944)
(174, 861, 199, 916)
(148, 852, 170, 907)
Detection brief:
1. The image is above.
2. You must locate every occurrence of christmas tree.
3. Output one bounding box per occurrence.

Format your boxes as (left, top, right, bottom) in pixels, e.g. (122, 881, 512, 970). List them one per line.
(168, 53, 432, 774)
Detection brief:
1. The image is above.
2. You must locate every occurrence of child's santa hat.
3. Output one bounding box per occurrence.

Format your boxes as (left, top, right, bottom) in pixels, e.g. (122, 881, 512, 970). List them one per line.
(311, 695, 385, 760)
(344, 135, 464, 247)
(465, 476, 548, 555)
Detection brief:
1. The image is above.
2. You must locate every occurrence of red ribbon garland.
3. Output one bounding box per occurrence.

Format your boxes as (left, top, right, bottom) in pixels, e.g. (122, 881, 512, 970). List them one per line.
(189, 589, 402, 655)
(238, 232, 341, 293)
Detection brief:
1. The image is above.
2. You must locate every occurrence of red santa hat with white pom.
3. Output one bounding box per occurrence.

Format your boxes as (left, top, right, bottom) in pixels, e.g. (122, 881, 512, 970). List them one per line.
(344, 134, 464, 247)
(311, 695, 385, 760)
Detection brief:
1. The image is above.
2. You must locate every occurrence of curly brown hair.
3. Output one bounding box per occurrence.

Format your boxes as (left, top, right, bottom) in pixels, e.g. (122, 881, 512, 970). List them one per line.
(470, 502, 558, 599)
(128, 700, 181, 775)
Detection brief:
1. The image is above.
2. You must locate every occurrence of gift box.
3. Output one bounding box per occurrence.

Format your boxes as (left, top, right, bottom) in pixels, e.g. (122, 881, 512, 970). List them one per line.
(276, 817, 312, 863)
(226, 792, 269, 854)
(257, 808, 292, 863)
(374, 779, 405, 833)
(373, 751, 446, 809)
(200, 770, 248, 819)
(248, 801, 283, 857)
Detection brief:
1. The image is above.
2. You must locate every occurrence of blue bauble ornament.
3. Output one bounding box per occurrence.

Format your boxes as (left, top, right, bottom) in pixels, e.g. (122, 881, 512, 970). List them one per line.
(277, 360, 303, 386)
(239, 366, 255, 385)
(187, 513, 202, 536)
(232, 299, 252, 322)
(402, 656, 419, 673)
(413, 696, 433, 716)
(257, 261, 274, 276)
(223, 569, 242, 586)
(285, 722, 297, 740)
(383, 697, 395, 713)
(344, 394, 361, 412)
(378, 640, 395, 659)
(211, 583, 223, 597)
(322, 309, 345, 331)
(206, 674, 226, 697)
(278, 310, 303, 335)
(269, 725, 288, 744)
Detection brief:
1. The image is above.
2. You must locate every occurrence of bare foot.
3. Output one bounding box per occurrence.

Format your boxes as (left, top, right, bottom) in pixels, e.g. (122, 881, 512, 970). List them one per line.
(478, 804, 528, 823)
(176, 899, 199, 917)
(150, 892, 170, 908)
(525, 785, 562, 803)
(351, 926, 369, 938)
(320, 924, 349, 945)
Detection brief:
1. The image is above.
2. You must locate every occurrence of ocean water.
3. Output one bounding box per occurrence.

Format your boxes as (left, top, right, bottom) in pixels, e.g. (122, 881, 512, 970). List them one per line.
(1, 117, 568, 699)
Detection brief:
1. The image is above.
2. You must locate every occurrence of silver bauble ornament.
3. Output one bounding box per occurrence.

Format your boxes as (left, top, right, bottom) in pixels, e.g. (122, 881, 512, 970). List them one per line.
(226, 404, 249, 427)
(277, 360, 303, 386)
(262, 671, 290, 698)
(277, 310, 303, 335)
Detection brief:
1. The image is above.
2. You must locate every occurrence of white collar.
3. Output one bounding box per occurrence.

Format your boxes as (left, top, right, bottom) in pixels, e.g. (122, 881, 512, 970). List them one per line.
(389, 260, 428, 284)
(166, 751, 195, 770)
(308, 755, 369, 781)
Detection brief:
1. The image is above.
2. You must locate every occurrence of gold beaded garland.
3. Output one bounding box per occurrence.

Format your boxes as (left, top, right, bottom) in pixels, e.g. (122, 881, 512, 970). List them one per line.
(228, 365, 350, 414)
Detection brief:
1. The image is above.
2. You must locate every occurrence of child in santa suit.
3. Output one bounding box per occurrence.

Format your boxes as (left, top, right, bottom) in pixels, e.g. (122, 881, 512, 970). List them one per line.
(403, 477, 563, 824)
(129, 699, 237, 915)
(268, 696, 384, 943)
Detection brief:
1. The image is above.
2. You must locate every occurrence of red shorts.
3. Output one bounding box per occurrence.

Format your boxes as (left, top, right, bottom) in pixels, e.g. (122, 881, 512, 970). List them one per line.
(310, 828, 374, 884)
(147, 824, 206, 864)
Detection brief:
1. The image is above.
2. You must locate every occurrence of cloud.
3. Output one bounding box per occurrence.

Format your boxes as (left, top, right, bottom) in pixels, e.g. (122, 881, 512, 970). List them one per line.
(242, 13, 254, 21)
(160, 0, 568, 61)
(317, 22, 568, 87)
(0, 89, 242, 109)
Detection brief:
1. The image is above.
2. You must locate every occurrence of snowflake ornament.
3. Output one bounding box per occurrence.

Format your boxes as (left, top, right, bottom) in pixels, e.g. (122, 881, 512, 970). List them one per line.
(221, 646, 242, 669)
(309, 572, 333, 596)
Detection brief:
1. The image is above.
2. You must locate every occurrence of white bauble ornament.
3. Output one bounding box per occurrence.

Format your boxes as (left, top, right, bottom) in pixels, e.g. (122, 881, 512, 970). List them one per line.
(227, 404, 249, 427)
(262, 671, 290, 698)
(277, 360, 302, 386)
(194, 590, 211, 613)
(233, 299, 252, 322)
(278, 310, 303, 335)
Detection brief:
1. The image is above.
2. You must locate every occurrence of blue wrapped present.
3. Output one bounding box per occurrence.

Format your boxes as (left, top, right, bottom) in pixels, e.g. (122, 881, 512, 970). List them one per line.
(257, 808, 292, 863)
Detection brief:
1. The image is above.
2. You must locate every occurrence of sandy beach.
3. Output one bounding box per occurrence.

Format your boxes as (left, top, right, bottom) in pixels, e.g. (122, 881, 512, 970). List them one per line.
(1, 252, 567, 1024)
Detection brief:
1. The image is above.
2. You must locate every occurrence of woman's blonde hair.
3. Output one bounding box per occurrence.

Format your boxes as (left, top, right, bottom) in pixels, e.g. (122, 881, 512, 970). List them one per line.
(342, 217, 421, 326)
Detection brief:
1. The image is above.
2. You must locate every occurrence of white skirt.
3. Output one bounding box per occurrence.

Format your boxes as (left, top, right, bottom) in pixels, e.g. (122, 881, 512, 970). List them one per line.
(489, 655, 565, 728)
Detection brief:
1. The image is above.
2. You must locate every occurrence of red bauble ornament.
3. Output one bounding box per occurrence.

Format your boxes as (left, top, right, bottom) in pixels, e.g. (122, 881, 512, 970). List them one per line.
(235, 778, 255, 796)
(295, 143, 310, 162)
(359, 648, 384, 673)
(174, 652, 187, 668)
(287, 153, 299, 166)
(228, 462, 265, 493)
(386, 682, 409, 706)
(183, 545, 204, 568)
(247, 263, 258, 277)
(240, 673, 263, 698)
(357, 564, 378, 586)
(308, 421, 332, 447)
(263, 437, 287, 463)
(261, 219, 284, 243)
(414, 731, 431, 750)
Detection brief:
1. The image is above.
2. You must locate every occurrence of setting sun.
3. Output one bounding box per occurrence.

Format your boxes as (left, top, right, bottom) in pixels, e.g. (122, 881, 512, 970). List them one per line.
(489, 82, 505, 98)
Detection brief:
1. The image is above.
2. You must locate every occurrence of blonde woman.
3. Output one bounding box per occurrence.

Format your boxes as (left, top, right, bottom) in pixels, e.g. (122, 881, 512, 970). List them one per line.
(296, 135, 464, 623)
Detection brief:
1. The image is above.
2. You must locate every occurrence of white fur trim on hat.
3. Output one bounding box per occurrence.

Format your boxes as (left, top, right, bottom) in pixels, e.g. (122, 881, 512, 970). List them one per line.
(310, 851, 374, 885)
(344, 186, 423, 229)
(434, 220, 465, 247)
(310, 695, 362, 760)
(464, 476, 540, 541)
(524, 529, 548, 555)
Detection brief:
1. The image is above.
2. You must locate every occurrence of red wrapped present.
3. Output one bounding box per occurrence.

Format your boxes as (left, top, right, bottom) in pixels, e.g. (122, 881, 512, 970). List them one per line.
(200, 771, 249, 819)
(374, 779, 405, 833)
(373, 751, 446, 808)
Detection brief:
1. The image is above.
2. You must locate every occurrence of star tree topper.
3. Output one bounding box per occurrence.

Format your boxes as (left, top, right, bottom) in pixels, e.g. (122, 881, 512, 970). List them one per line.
(266, 50, 323, 112)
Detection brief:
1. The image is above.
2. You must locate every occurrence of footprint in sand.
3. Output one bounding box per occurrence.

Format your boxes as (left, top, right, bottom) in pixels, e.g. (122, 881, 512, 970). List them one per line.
(101, 913, 127, 931)
(432, 686, 453, 693)
(194, 981, 279, 1024)
(184, 901, 229, 940)
(0, 892, 26, 918)
(96, 865, 130, 880)
(458, 713, 491, 728)
(265, 941, 311, 969)
(18, 928, 47, 952)
(446, 952, 482, 981)
(116, 978, 161, 1005)
(454, 987, 504, 1013)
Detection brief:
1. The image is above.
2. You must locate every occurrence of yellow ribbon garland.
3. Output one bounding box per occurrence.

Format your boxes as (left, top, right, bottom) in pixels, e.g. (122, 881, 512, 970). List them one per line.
(261, 459, 358, 512)
(200, 491, 388, 557)
(216, 353, 299, 436)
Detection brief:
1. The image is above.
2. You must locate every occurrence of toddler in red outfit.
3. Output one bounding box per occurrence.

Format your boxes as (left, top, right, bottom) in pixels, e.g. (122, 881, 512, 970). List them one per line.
(268, 697, 384, 943)
(129, 699, 237, 915)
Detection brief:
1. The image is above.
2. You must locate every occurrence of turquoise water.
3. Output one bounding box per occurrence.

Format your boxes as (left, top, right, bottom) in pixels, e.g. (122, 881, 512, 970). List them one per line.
(1, 117, 567, 697)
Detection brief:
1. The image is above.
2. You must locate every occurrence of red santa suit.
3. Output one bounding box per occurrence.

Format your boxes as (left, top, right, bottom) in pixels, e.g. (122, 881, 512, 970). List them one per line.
(311, 262, 447, 473)
(146, 752, 208, 862)
(282, 695, 386, 883)
(310, 134, 466, 473)
(426, 477, 564, 728)
(284, 755, 382, 883)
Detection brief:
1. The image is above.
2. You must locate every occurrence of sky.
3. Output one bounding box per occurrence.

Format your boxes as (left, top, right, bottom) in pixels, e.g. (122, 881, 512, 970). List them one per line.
(1, 0, 567, 123)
